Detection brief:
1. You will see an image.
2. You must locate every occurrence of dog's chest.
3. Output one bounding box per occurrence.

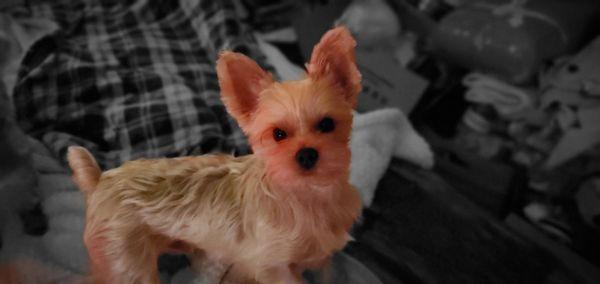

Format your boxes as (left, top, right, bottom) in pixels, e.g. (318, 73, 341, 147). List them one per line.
(248, 205, 349, 264)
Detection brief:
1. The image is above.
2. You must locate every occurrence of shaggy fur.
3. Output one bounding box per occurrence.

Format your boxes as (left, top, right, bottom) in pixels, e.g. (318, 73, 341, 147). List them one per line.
(68, 26, 363, 284)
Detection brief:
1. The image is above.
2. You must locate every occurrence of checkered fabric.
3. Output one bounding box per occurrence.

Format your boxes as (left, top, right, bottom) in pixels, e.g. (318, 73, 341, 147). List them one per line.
(12, 0, 273, 169)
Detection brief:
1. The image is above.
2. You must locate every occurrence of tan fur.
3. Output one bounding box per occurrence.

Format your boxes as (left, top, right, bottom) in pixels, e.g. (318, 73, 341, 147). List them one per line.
(68, 26, 363, 284)
(68, 146, 101, 194)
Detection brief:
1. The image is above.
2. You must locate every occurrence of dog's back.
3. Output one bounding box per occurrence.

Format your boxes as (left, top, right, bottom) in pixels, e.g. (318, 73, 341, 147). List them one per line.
(68, 147, 257, 282)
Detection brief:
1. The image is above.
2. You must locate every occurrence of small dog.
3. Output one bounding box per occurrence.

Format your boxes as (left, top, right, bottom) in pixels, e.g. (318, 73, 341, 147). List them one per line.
(68, 26, 363, 283)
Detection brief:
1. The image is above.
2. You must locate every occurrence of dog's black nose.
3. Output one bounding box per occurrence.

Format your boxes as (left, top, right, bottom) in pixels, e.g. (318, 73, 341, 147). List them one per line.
(296, 148, 319, 170)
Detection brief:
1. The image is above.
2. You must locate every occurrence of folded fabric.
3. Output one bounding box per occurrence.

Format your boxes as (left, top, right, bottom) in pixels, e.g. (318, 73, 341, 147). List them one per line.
(463, 73, 537, 120)
(13, 0, 273, 169)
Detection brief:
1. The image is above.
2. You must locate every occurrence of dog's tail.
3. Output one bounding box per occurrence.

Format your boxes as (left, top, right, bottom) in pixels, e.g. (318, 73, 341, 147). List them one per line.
(67, 146, 101, 194)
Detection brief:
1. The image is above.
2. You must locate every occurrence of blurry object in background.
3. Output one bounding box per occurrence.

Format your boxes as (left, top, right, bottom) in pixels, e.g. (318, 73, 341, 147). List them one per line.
(460, 105, 505, 134)
(0, 0, 23, 10)
(458, 73, 550, 161)
(454, 124, 511, 159)
(431, 0, 600, 84)
(0, 12, 58, 98)
(505, 214, 600, 282)
(256, 27, 297, 43)
(404, 0, 457, 19)
(542, 85, 600, 112)
(544, 107, 600, 169)
(422, 128, 523, 217)
(442, 0, 467, 7)
(40, 191, 88, 274)
(455, 35, 600, 169)
(568, 173, 600, 265)
(336, 0, 428, 79)
(0, 76, 38, 247)
(336, 0, 401, 49)
(356, 50, 429, 113)
(293, 0, 351, 61)
(540, 35, 600, 109)
(2, 72, 87, 275)
(254, 32, 304, 81)
(392, 32, 418, 67)
(462, 73, 539, 120)
(240, 0, 296, 32)
(523, 201, 573, 244)
(508, 119, 559, 168)
(351, 108, 434, 206)
(329, 0, 429, 114)
(524, 160, 600, 265)
(575, 176, 600, 232)
(523, 201, 551, 223)
(537, 36, 600, 169)
(384, 0, 600, 269)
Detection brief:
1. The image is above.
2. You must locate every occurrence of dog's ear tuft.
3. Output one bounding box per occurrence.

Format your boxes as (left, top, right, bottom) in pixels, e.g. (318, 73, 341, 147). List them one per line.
(307, 26, 362, 108)
(217, 51, 273, 129)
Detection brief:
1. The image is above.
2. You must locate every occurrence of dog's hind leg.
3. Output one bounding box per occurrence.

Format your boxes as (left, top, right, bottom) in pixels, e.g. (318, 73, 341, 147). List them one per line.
(103, 226, 167, 284)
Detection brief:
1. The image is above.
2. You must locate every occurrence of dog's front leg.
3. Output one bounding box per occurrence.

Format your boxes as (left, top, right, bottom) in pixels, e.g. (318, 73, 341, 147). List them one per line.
(188, 249, 229, 283)
(102, 227, 164, 284)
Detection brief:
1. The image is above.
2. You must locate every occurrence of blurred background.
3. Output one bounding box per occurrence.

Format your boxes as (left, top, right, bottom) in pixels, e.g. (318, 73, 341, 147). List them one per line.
(1, 0, 600, 283)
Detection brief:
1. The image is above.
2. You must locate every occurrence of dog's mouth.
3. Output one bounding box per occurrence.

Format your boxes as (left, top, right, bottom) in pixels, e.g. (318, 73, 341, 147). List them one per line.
(297, 166, 318, 175)
(165, 240, 191, 253)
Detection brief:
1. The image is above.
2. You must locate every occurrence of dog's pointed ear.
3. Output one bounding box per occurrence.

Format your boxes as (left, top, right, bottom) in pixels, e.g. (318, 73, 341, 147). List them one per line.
(307, 26, 361, 108)
(217, 51, 273, 128)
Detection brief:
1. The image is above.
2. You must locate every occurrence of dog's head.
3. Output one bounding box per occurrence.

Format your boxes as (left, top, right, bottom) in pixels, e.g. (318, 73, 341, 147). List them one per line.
(217, 27, 361, 189)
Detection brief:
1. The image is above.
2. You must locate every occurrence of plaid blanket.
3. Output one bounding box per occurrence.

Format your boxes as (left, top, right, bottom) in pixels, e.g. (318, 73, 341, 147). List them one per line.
(13, 0, 272, 169)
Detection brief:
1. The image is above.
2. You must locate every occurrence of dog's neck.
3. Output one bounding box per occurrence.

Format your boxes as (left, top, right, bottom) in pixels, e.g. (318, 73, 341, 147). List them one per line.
(239, 154, 361, 232)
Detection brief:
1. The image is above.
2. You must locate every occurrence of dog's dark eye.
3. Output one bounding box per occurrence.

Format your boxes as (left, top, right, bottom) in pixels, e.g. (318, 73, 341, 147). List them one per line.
(273, 128, 287, 141)
(317, 117, 335, 133)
